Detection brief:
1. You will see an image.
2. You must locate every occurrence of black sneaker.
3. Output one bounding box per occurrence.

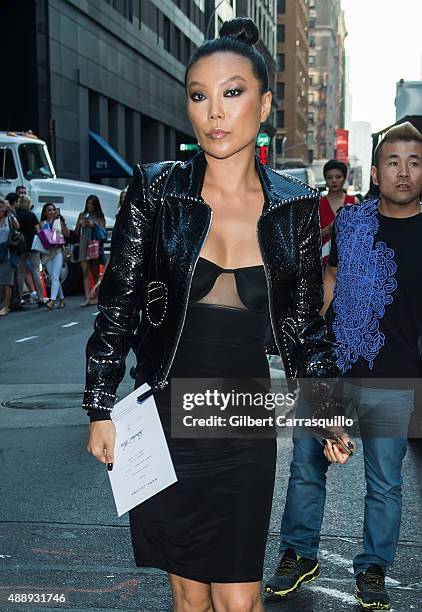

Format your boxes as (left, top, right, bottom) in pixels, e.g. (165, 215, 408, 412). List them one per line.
(355, 564, 390, 610)
(264, 547, 320, 598)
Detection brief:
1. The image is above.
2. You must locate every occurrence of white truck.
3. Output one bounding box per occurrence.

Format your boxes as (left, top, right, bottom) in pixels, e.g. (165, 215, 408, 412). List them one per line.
(0, 131, 122, 293)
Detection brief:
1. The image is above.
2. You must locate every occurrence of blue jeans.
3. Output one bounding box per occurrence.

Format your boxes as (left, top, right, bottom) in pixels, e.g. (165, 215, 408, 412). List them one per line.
(279, 383, 414, 575)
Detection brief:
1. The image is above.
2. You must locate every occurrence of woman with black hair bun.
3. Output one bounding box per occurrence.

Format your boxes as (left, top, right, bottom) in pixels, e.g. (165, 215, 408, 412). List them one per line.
(85, 17, 351, 611)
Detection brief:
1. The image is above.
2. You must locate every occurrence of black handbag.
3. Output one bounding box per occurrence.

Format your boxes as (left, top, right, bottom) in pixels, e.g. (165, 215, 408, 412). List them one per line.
(7, 218, 26, 254)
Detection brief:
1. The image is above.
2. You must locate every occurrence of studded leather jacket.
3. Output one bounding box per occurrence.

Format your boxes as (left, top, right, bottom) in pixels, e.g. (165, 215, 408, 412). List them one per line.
(83, 152, 340, 415)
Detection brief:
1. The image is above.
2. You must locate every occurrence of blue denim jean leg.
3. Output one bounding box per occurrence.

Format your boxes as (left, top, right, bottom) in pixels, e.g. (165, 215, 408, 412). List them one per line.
(279, 383, 413, 575)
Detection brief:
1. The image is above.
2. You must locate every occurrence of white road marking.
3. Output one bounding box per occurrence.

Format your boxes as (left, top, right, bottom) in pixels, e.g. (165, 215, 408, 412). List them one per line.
(0, 554, 11, 558)
(92, 311, 98, 315)
(308, 584, 357, 604)
(336, 536, 358, 544)
(319, 550, 354, 574)
(61, 322, 79, 328)
(15, 336, 39, 343)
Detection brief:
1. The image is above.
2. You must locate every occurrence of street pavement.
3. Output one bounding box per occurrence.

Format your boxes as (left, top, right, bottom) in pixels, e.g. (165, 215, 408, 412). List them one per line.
(0, 297, 421, 611)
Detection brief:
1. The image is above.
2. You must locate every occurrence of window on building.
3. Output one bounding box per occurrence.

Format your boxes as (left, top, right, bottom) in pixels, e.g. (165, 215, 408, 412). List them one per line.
(309, 35, 316, 47)
(277, 53, 285, 71)
(309, 16, 316, 28)
(276, 111, 285, 128)
(108, 99, 118, 150)
(175, 28, 182, 62)
(184, 35, 191, 63)
(140, 0, 157, 33)
(88, 90, 100, 133)
(276, 137, 284, 155)
(277, 0, 285, 14)
(276, 81, 285, 100)
(277, 24, 285, 43)
(309, 55, 315, 66)
(104, 0, 133, 21)
(308, 111, 315, 124)
(163, 16, 170, 51)
(125, 107, 134, 165)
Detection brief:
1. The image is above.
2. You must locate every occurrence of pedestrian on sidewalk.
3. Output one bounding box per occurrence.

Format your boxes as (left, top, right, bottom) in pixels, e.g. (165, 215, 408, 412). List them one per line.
(74, 195, 106, 307)
(39, 203, 70, 310)
(117, 187, 127, 213)
(83, 17, 352, 612)
(319, 160, 358, 266)
(16, 195, 45, 307)
(4, 193, 28, 311)
(15, 185, 27, 198)
(266, 122, 422, 611)
(0, 197, 20, 316)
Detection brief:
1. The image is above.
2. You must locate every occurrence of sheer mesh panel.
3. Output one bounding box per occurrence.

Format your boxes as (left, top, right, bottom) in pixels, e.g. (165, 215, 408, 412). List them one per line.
(197, 272, 247, 310)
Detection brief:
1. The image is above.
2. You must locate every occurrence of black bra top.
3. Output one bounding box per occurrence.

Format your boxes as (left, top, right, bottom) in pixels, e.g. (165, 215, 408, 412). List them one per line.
(189, 257, 269, 313)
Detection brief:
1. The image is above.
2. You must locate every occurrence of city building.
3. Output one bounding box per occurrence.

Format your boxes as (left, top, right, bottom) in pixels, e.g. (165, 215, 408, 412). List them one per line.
(235, 0, 277, 165)
(274, 0, 309, 168)
(1, 0, 280, 185)
(307, 0, 347, 161)
(0, 0, 232, 185)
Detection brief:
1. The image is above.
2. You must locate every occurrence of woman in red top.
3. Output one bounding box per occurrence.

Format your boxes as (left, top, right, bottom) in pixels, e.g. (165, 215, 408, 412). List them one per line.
(320, 159, 358, 265)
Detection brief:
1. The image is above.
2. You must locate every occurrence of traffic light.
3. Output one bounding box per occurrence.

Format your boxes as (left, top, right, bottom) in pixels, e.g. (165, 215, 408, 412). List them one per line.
(259, 145, 268, 165)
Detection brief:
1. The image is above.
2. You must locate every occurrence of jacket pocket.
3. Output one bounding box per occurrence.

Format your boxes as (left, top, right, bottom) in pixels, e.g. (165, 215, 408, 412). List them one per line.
(145, 281, 168, 327)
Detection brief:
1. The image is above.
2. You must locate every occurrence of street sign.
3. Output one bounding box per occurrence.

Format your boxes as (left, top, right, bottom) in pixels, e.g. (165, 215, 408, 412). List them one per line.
(256, 132, 271, 147)
(180, 143, 199, 151)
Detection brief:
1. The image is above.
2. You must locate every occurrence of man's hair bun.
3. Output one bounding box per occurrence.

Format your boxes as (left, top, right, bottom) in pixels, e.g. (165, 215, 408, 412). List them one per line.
(219, 17, 259, 47)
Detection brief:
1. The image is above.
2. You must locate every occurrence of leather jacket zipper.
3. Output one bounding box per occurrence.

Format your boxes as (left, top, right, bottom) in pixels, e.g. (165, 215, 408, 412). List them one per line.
(257, 216, 284, 365)
(156, 198, 212, 389)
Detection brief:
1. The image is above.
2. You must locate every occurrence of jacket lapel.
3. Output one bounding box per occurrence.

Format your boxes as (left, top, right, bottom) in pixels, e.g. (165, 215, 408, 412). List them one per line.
(167, 151, 318, 215)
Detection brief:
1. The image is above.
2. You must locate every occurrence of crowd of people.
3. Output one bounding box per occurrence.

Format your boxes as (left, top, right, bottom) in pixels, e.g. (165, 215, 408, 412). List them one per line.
(0, 187, 107, 315)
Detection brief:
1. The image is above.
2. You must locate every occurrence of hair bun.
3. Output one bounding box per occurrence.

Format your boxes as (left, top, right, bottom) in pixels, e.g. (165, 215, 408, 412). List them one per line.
(219, 17, 259, 46)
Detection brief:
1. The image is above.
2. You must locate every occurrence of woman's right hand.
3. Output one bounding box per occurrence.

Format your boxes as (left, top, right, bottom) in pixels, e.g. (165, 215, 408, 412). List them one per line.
(87, 420, 116, 467)
(323, 431, 354, 465)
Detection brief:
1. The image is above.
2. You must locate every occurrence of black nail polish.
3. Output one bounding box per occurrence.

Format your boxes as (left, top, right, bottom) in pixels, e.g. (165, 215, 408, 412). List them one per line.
(107, 463, 113, 471)
(347, 441, 354, 449)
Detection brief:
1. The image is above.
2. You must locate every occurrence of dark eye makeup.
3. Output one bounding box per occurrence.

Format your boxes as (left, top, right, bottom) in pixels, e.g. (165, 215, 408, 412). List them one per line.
(189, 87, 243, 102)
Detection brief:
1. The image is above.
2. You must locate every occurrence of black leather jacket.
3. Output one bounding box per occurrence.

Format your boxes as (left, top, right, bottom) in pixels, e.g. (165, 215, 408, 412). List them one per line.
(83, 152, 339, 414)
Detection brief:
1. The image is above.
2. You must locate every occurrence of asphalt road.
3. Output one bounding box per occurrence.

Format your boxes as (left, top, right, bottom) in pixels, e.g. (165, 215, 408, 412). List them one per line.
(0, 298, 421, 611)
